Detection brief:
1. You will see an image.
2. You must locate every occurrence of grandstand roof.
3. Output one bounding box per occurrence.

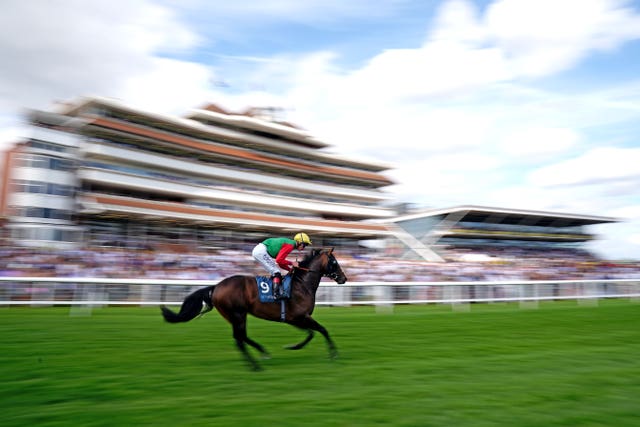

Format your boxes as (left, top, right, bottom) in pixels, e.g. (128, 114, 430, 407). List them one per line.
(390, 205, 620, 227)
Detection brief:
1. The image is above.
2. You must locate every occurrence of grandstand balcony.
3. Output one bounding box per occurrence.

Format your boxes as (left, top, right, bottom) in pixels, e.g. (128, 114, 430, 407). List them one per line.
(440, 228, 595, 242)
(78, 141, 392, 208)
(76, 167, 393, 220)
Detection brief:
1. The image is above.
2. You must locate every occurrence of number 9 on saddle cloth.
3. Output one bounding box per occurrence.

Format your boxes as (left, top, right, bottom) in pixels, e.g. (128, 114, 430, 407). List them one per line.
(256, 275, 293, 303)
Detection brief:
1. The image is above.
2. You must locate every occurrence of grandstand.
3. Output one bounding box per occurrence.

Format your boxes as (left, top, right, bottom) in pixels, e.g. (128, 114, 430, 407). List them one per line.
(0, 97, 395, 251)
(385, 205, 618, 262)
(0, 97, 619, 263)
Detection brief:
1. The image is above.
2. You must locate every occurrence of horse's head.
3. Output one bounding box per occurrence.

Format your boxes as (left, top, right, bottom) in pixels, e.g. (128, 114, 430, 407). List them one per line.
(308, 248, 347, 284)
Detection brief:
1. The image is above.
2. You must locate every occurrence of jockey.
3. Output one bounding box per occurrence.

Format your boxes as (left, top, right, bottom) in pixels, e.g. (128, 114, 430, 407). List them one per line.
(252, 232, 312, 299)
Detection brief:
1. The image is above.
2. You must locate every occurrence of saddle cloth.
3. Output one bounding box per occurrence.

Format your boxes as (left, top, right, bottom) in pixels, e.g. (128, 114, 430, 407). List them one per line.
(255, 275, 293, 303)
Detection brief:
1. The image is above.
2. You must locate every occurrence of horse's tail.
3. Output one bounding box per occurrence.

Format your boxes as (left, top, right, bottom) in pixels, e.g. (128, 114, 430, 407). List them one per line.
(160, 285, 215, 323)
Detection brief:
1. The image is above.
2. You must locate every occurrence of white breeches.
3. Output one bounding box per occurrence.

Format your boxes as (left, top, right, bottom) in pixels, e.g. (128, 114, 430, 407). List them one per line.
(252, 243, 281, 275)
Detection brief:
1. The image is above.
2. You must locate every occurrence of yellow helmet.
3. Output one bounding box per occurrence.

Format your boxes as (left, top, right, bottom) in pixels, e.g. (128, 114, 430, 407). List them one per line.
(294, 232, 312, 245)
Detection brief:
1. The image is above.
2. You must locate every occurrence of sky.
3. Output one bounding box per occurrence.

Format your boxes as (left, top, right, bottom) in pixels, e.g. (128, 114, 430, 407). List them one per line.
(1, 0, 640, 259)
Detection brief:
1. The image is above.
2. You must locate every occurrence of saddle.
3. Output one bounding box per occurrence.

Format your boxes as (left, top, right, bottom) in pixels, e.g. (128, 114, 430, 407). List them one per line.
(255, 275, 293, 303)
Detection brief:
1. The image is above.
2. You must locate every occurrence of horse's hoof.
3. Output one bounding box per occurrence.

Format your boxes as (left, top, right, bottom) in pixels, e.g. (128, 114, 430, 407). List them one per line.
(284, 344, 302, 350)
(261, 353, 272, 360)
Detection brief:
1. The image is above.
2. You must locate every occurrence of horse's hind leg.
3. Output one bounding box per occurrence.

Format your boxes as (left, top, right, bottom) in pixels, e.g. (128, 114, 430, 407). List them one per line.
(285, 329, 314, 350)
(291, 316, 338, 359)
(231, 317, 262, 371)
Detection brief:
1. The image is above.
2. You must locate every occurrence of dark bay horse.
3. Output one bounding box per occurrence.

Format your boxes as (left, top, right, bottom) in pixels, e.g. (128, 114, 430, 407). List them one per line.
(161, 248, 347, 370)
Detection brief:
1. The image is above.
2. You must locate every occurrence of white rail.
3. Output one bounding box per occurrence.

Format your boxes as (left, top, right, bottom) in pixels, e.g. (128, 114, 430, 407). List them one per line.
(0, 277, 639, 307)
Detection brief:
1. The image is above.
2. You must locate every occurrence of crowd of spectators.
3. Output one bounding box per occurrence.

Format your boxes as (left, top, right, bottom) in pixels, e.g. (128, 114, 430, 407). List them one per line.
(1, 243, 639, 282)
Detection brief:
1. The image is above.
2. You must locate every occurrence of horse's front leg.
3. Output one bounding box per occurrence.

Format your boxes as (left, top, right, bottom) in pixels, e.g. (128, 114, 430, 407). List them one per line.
(245, 336, 271, 359)
(289, 315, 338, 359)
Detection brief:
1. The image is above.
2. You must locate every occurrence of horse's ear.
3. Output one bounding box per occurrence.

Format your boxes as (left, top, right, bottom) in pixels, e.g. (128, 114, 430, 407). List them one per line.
(328, 247, 334, 255)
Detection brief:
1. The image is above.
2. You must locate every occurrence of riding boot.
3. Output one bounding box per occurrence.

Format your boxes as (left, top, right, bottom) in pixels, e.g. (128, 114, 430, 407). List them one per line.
(272, 272, 283, 299)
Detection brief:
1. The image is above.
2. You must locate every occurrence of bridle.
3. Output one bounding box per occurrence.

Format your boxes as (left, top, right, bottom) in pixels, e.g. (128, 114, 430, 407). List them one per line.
(295, 250, 342, 281)
(323, 255, 342, 281)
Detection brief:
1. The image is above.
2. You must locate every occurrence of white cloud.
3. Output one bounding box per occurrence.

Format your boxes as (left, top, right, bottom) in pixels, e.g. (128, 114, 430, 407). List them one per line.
(384, 152, 505, 208)
(311, 0, 640, 107)
(628, 233, 640, 245)
(498, 127, 580, 159)
(529, 146, 640, 187)
(0, 0, 208, 114)
(432, 0, 486, 44)
(589, 221, 640, 260)
(344, 41, 509, 101)
(608, 205, 640, 220)
(120, 58, 214, 114)
(0, 115, 29, 151)
(486, 0, 640, 76)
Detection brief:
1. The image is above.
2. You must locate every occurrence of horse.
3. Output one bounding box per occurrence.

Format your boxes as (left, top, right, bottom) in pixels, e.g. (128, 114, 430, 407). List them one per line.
(160, 248, 348, 370)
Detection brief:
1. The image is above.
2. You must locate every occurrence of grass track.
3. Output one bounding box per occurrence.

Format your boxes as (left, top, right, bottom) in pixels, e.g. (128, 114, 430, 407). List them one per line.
(1, 300, 639, 426)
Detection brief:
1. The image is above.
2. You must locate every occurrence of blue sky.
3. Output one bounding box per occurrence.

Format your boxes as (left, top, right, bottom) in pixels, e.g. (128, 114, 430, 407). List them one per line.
(1, 0, 640, 259)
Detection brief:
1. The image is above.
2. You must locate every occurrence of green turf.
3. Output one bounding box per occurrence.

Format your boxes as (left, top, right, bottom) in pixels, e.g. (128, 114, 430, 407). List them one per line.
(1, 300, 639, 427)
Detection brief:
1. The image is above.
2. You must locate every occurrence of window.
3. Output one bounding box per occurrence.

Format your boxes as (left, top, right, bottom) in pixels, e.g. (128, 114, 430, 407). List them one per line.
(50, 158, 74, 171)
(14, 154, 73, 171)
(28, 139, 67, 153)
(17, 206, 72, 221)
(11, 179, 74, 196)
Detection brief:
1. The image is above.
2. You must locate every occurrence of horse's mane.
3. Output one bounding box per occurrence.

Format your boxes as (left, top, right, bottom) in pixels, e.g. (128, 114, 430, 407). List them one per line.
(297, 249, 326, 269)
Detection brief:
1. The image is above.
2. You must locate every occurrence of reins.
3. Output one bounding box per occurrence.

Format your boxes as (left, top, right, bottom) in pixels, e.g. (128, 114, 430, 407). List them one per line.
(293, 265, 323, 275)
(293, 250, 339, 279)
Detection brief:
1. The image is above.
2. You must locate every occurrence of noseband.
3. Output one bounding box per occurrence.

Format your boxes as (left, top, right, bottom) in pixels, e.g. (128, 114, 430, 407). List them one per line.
(324, 264, 342, 281)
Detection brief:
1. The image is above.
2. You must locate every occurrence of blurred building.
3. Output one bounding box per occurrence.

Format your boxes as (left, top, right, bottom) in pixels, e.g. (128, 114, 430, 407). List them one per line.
(0, 97, 395, 250)
(0, 97, 619, 260)
(386, 206, 618, 261)
(1, 113, 83, 248)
